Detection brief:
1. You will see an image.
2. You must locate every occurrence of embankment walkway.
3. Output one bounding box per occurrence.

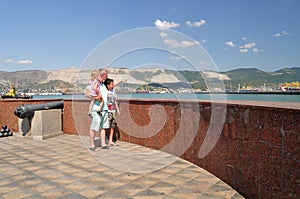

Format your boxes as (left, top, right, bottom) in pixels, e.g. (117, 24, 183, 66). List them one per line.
(0, 134, 244, 199)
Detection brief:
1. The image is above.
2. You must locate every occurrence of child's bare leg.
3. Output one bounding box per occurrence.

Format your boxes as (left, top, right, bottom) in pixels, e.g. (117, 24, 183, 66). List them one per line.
(89, 129, 97, 151)
(108, 128, 114, 145)
(100, 129, 106, 147)
(89, 98, 95, 113)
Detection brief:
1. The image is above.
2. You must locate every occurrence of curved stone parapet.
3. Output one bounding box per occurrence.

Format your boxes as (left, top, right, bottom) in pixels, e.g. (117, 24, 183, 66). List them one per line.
(1, 98, 299, 198)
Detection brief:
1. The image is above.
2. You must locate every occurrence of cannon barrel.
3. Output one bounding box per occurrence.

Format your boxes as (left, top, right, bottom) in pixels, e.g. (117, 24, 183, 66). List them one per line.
(14, 101, 64, 119)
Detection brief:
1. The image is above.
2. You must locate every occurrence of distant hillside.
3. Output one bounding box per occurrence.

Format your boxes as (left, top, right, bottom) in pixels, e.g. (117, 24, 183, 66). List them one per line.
(0, 67, 299, 92)
(223, 67, 300, 88)
(223, 68, 271, 88)
(270, 67, 300, 83)
(0, 70, 47, 83)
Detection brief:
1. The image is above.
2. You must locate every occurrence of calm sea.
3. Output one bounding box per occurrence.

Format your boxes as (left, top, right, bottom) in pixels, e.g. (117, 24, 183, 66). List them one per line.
(32, 93, 300, 103)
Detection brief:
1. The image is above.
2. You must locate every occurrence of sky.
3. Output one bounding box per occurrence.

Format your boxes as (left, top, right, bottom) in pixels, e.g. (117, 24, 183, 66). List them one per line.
(0, 0, 299, 72)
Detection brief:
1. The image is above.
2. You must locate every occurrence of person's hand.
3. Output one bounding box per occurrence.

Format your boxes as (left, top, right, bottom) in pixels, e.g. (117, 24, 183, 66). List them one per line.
(95, 93, 102, 101)
(115, 79, 127, 87)
(84, 89, 90, 99)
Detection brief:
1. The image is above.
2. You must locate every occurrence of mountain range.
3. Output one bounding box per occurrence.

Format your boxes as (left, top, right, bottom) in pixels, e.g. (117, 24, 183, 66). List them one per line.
(0, 67, 299, 92)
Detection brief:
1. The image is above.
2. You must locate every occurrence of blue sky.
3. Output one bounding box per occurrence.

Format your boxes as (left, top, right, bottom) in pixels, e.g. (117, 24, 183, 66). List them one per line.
(0, 0, 299, 72)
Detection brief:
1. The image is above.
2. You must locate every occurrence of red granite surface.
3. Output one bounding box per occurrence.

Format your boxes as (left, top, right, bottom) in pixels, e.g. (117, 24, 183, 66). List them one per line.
(0, 98, 299, 199)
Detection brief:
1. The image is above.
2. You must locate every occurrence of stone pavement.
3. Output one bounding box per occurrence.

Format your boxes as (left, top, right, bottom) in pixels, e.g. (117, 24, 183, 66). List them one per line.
(0, 134, 244, 199)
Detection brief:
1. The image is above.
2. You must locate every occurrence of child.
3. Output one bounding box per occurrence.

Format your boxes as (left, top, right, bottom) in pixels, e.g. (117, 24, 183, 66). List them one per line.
(88, 69, 103, 117)
(104, 78, 120, 146)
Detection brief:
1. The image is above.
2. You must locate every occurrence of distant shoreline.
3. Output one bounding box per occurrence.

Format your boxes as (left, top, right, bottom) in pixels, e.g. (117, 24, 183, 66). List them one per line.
(16, 92, 298, 103)
(60, 91, 300, 95)
(196, 91, 300, 95)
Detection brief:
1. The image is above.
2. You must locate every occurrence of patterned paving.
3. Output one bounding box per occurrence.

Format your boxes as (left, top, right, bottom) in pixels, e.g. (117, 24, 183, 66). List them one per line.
(0, 134, 244, 198)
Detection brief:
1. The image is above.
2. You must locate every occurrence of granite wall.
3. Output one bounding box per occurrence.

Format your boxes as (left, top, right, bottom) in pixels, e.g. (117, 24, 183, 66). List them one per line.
(0, 98, 299, 198)
(0, 99, 64, 132)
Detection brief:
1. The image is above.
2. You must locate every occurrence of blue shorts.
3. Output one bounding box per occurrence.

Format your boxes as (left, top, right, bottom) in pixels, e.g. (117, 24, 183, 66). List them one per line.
(90, 110, 109, 131)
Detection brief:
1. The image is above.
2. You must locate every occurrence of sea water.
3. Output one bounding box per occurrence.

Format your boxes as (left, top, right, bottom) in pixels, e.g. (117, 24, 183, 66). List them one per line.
(32, 93, 300, 103)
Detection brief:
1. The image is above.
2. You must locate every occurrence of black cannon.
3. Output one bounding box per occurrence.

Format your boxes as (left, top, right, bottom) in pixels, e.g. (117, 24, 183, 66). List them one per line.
(14, 101, 64, 119)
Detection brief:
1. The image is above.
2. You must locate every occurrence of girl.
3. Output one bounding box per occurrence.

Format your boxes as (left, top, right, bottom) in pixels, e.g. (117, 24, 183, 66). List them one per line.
(88, 69, 103, 117)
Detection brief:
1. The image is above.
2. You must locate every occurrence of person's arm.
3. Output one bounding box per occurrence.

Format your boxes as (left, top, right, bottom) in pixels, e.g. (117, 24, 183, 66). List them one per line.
(114, 79, 127, 87)
(94, 80, 102, 101)
(93, 80, 98, 92)
(115, 100, 120, 115)
(98, 99, 104, 111)
(84, 85, 91, 99)
(94, 93, 102, 101)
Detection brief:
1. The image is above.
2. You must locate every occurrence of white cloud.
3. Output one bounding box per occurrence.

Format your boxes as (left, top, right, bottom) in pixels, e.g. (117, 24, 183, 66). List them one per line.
(252, 48, 259, 52)
(274, 30, 290, 37)
(185, 19, 206, 27)
(18, 59, 33, 64)
(225, 41, 236, 47)
(171, 55, 187, 61)
(240, 49, 248, 53)
(4, 59, 14, 63)
(160, 30, 197, 48)
(242, 37, 248, 40)
(181, 40, 195, 47)
(154, 19, 180, 30)
(171, 56, 181, 60)
(164, 38, 196, 48)
(185, 21, 193, 27)
(240, 42, 256, 49)
(192, 40, 205, 45)
(193, 20, 206, 27)
(164, 38, 178, 48)
(160, 32, 168, 38)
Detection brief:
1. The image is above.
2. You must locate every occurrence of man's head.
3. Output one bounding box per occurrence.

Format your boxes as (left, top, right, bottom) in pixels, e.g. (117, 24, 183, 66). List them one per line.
(99, 69, 108, 82)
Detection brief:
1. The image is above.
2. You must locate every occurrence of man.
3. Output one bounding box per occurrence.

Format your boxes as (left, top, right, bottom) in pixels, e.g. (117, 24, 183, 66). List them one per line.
(88, 69, 109, 150)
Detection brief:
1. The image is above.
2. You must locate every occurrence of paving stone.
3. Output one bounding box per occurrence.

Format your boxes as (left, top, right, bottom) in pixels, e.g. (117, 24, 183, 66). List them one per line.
(22, 194, 44, 199)
(171, 187, 197, 195)
(231, 192, 245, 199)
(38, 187, 71, 198)
(29, 182, 56, 193)
(57, 192, 87, 199)
(209, 184, 234, 192)
(95, 191, 130, 199)
(134, 189, 166, 196)
(117, 173, 142, 181)
(0, 188, 35, 199)
(149, 187, 176, 195)
(0, 184, 20, 195)
(0, 178, 14, 187)
(64, 181, 91, 192)
(150, 181, 177, 188)
(78, 189, 107, 198)
(117, 183, 144, 190)
(115, 188, 146, 196)
(131, 179, 160, 188)
(199, 192, 229, 199)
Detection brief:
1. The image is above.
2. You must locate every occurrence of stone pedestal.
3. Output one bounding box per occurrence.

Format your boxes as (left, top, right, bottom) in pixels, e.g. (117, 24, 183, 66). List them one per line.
(18, 109, 63, 140)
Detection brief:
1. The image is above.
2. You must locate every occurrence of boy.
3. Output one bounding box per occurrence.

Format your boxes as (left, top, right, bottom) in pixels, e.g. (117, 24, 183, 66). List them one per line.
(104, 78, 120, 146)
